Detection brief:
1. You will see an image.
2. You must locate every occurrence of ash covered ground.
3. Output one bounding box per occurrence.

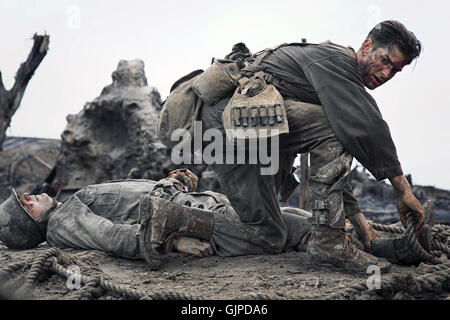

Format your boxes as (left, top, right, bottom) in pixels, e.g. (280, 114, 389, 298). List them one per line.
(1, 241, 449, 300)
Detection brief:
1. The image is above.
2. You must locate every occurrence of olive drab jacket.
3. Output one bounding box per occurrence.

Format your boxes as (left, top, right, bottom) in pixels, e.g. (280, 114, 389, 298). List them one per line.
(42, 176, 313, 258)
(245, 41, 403, 181)
(44, 178, 233, 259)
(46, 179, 159, 259)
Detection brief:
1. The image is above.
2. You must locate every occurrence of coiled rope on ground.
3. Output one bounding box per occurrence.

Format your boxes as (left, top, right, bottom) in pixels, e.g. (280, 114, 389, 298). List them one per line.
(48, 255, 198, 300)
(1, 248, 198, 300)
(25, 248, 60, 285)
(404, 215, 445, 264)
(369, 220, 449, 260)
(324, 260, 450, 300)
(324, 213, 449, 300)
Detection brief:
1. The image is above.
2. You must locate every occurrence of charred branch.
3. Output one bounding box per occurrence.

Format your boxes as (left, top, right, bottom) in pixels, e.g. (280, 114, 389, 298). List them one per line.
(0, 33, 50, 150)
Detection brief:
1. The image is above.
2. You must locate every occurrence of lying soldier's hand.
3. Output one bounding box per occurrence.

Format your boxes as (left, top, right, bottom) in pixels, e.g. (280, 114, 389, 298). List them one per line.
(168, 168, 199, 192)
(172, 236, 214, 257)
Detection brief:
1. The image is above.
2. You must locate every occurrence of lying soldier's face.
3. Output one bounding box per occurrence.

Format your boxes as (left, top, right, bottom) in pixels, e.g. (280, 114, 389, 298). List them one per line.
(20, 193, 55, 219)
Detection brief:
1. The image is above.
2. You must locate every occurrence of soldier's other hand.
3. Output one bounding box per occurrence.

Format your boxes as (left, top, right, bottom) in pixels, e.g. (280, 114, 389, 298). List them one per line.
(173, 236, 214, 257)
(347, 212, 381, 254)
(397, 192, 425, 237)
(168, 168, 199, 192)
(359, 225, 381, 254)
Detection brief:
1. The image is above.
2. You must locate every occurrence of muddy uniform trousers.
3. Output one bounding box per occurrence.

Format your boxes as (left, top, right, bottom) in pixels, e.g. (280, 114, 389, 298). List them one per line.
(200, 97, 361, 255)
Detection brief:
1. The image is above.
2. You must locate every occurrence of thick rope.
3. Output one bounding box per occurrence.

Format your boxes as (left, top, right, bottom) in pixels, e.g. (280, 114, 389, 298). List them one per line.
(47, 257, 197, 300)
(76, 276, 104, 300)
(370, 222, 450, 238)
(323, 215, 449, 300)
(369, 222, 405, 234)
(25, 248, 59, 285)
(0, 248, 197, 300)
(370, 218, 449, 261)
(404, 214, 444, 265)
(325, 261, 450, 300)
(432, 238, 449, 257)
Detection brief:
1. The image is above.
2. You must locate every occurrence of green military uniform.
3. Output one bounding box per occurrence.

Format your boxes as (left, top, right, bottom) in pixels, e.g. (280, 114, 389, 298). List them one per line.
(199, 41, 403, 254)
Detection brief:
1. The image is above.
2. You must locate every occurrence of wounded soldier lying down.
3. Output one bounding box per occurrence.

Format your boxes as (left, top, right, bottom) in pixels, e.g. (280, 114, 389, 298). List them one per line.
(0, 169, 433, 272)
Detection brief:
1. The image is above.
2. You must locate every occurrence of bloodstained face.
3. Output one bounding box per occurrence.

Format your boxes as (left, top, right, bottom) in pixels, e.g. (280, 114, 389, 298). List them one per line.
(357, 39, 407, 90)
(20, 193, 55, 220)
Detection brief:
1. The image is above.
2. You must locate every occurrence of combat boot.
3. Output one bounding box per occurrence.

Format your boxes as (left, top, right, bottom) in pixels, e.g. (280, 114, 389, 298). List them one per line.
(371, 225, 432, 265)
(306, 225, 392, 273)
(139, 196, 214, 269)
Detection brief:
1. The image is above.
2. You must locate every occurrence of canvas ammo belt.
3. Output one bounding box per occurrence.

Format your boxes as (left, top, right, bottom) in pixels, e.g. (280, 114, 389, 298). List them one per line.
(243, 41, 356, 101)
(242, 43, 309, 100)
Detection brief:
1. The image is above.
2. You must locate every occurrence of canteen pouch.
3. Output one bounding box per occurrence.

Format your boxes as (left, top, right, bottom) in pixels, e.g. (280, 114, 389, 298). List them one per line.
(222, 72, 289, 140)
(157, 70, 204, 149)
(192, 58, 242, 106)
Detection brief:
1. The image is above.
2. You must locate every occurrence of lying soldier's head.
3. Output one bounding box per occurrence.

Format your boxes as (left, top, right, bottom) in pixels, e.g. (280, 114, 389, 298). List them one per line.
(357, 20, 422, 90)
(0, 190, 61, 249)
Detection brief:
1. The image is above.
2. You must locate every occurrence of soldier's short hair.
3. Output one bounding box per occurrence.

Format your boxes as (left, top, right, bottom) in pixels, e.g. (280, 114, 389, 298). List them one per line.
(368, 20, 422, 65)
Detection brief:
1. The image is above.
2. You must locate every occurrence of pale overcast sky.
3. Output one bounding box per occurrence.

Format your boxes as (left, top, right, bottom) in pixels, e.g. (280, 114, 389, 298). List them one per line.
(1, 0, 449, 190)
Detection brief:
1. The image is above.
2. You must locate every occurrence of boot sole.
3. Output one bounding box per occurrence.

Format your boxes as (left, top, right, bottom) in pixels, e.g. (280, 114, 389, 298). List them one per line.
(138, 196, 166, 270)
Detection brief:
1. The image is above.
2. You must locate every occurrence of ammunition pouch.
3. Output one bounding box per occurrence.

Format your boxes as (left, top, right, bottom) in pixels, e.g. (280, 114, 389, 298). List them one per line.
(222, 72, 289, 140)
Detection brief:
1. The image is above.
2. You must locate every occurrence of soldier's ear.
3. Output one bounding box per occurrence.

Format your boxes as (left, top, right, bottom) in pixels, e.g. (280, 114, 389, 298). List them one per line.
(362, 38, 373, 55)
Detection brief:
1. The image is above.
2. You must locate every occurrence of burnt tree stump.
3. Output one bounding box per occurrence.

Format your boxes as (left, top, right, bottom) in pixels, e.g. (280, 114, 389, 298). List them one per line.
(0, 33, 49, 150)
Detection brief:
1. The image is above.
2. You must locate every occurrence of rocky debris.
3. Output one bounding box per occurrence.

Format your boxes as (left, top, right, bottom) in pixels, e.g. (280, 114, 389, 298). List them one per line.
(45, 59, 206, 200)
(0, 137, 60, 203)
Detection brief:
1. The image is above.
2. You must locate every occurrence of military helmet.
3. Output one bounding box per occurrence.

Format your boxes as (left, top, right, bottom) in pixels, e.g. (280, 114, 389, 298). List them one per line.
(0, 189, 46, 249)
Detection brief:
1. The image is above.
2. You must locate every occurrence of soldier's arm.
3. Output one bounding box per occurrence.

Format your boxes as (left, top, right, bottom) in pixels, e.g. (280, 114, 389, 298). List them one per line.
(46, 194, 142, 259)
(389, 175, 424, 235)
(301, 50, 403, 181)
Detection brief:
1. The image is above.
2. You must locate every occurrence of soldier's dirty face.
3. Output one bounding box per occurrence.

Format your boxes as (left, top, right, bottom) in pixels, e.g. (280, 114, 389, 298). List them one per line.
(20, 193, 54, 219)
(358, 39, 407, 90)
